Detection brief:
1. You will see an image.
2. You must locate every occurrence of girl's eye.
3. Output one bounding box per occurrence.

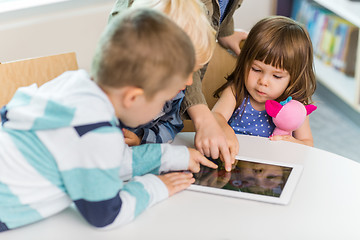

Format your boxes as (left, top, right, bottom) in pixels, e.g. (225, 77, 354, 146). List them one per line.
(251, 67, 261, 72)
(273, 75, 282, 79)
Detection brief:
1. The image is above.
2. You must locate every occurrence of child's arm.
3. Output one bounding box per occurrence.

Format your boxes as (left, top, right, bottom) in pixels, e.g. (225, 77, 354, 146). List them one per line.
(211, 85, 239, 160)
(212, 85, 238, 122)
(127, 144, 217, 178)
(270, 116, 314, 146)
(61, 126, 216, 230)
(101, 146, 216, 228)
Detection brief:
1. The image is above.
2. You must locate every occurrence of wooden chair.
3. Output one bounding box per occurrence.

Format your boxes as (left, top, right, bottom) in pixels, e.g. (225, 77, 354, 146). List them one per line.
(0, 52, 78, 107)
(182, 43, 237, 132)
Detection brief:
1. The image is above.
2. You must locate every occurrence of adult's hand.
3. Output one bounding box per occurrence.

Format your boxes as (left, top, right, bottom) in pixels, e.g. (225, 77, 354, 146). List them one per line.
(218, 29, 248, 56)
(188, 104, 234, 171)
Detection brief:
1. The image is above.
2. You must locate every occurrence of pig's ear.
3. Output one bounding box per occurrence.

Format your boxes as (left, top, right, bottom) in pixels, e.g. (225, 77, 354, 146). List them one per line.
(265, 100, 282, 118)
(305, 104, 317, 115)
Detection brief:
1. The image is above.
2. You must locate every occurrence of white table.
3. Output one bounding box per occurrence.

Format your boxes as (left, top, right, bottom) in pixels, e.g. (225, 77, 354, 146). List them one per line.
(2, 133, 360, 240)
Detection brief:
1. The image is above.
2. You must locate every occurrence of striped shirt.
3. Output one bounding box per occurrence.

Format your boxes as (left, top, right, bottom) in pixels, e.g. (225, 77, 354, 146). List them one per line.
(0, 70, 189, 231)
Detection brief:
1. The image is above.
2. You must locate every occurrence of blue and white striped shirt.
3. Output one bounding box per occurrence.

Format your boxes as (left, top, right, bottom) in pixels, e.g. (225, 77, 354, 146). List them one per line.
(0, 70, 189, 231)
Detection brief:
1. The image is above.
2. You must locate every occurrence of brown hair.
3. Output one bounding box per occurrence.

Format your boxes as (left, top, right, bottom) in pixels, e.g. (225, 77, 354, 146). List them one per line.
(215, 16, 316, 109)
(91, 8, 195, 98)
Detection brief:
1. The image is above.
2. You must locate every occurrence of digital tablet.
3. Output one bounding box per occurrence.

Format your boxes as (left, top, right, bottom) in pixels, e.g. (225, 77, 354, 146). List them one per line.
(188, 156, 303, 205)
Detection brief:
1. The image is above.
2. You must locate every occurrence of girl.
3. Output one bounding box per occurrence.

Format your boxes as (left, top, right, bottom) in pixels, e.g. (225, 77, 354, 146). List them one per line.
(212, 16, 316, 146)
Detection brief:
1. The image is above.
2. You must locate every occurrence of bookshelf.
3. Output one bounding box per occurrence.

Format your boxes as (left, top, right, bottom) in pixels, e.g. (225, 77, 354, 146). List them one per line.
(295, 0, 360, 112)
(313, 0, 360, 27)
(314, 58, 356, 107)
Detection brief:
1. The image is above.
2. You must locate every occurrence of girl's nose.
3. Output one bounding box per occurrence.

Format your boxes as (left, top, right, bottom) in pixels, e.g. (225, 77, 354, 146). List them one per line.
(258, 76, 269, 86)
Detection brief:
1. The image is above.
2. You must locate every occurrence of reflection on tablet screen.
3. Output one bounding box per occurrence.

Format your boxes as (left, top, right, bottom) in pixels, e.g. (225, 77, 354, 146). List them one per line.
(194, 158, 292, 198)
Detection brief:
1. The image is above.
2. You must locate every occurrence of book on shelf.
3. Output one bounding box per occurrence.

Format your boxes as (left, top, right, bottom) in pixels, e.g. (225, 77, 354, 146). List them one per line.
(291, 0, 358, 77)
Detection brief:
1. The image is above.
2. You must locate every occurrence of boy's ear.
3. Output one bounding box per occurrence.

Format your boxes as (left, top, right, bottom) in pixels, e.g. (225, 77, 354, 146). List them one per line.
(122, 87, 145, 109)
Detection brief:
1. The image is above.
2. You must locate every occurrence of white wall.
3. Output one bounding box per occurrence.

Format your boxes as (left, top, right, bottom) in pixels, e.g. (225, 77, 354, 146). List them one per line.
(0, 0, 114, 71)
(234, 0, 276, 31)
(0, 0, 275, 72)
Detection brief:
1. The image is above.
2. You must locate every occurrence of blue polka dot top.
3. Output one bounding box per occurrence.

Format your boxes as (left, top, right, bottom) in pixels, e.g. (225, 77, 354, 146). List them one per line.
(228, 97, 275, 137)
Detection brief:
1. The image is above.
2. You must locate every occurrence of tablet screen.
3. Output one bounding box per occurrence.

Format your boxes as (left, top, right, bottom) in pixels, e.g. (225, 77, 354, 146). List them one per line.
(193, 158, 293, 198)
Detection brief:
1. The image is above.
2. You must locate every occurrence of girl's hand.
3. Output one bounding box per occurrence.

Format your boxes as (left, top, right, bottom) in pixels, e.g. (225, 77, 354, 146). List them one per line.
(270, 118, 314, 147)
(269, 135, 313, 147)
(157, 172, 195, 196)
(187, 148, 218, 173)
(269, 135, 296, 143)
(122, 128, 141, 146)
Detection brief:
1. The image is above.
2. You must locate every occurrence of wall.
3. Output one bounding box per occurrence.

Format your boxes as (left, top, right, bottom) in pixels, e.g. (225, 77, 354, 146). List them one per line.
(0, 0, 114, 71)
(234, 0, 276, 31)
(0, 0, 275, 71)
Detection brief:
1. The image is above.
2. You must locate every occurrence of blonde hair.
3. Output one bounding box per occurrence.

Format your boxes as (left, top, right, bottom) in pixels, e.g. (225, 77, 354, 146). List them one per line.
(131, 0, 216, 66)
(215, 16, 316, 108)
(91, 8, 195, 98)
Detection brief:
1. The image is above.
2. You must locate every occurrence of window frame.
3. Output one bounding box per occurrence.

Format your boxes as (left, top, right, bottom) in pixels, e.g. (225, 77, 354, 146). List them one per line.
(0, 0, 113, 22)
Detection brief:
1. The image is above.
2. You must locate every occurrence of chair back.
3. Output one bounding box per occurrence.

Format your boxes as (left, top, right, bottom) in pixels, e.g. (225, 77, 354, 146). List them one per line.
(182, 44, 237, 132)
(0, 52, 78, 107)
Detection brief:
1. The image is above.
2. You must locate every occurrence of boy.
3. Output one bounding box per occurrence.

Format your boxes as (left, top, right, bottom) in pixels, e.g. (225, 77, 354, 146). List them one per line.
(0, 8, 216, 232)
(112, 0, 216, 145)
(110, 0, 247, 171)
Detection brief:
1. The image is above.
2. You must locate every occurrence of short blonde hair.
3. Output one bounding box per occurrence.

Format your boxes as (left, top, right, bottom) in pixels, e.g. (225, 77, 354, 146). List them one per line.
(131, 0, 216, 66)
(91, 8, 195, 98)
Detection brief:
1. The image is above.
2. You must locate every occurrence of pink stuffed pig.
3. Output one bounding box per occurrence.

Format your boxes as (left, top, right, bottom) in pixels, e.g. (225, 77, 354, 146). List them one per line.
(265, 97, 317, 136)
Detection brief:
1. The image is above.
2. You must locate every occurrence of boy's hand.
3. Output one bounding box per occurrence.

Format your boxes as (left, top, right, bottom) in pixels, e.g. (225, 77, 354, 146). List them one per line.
(157, 172, 195, 196)
(122, 128, 141, 146)
(188, 148, 218, 173)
